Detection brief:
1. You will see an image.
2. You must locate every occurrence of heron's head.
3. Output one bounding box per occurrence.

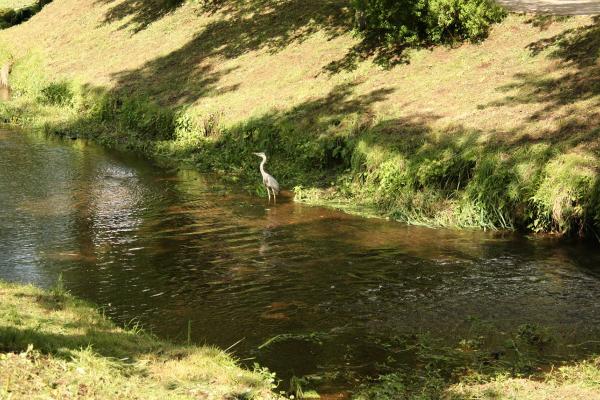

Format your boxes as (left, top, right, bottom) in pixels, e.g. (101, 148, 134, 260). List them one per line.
(253, 152, 266, 158)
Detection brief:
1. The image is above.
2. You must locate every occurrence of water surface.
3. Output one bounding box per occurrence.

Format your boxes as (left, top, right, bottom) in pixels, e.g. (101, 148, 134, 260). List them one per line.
(1, 129, 600, 393)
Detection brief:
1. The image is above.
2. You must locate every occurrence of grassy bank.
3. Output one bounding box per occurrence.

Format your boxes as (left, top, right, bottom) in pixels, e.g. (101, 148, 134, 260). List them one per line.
(0, 280, 279, 399)
(2, 278, 600, 399)
(357, 357, 600, 399)
(349, 321, 600, 399)
(0, 1, 599, 238)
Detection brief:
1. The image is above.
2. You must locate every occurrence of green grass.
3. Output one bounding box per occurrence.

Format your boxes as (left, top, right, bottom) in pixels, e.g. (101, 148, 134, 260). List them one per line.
(354, 361, 600, 400)
(3, 278, 599, 399)
(0, 280, 279, 399)
(351, 322, 600, 400)
(0, 1, 599, 237)
(0, 0, 36, 9)
(449, 363, 600, 400)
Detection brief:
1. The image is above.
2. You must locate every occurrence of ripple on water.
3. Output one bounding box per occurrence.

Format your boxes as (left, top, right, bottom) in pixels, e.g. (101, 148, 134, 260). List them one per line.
(2, 129, 600, 392)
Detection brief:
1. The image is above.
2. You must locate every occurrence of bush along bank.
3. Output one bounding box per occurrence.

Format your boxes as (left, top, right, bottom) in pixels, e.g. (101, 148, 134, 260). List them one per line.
(1, 50, 599, 239)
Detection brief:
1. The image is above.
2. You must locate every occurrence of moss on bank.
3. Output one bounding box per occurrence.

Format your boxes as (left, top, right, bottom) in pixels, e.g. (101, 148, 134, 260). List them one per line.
(0, 280, 279, 399)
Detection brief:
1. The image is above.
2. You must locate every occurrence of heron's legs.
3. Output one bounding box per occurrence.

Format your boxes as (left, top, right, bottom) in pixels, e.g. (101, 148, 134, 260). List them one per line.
(273, 192, 277, 204)
(266, 186, 271, 203)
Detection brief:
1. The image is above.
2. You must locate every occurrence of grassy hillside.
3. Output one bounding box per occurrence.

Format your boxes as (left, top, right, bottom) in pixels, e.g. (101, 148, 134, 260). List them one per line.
(0, 280, 278, 399)
(0, 0, 599, 236)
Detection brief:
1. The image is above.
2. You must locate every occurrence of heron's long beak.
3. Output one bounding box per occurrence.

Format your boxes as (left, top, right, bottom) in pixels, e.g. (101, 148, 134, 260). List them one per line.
(252, 152, 260, 156)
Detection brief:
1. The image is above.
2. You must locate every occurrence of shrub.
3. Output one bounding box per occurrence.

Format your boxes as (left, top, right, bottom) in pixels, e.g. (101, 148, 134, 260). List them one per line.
(351, 0, 506, 47)
(0, 8, 17, 28)
(40, 81, 74, 106)
(531, 152, 597, 235)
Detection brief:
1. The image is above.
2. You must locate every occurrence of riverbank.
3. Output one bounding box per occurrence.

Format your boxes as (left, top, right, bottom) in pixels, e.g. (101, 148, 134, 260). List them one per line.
(3, 278, 600, 400)
(0, 280, 279, 399)
(0, 0, 599, 237)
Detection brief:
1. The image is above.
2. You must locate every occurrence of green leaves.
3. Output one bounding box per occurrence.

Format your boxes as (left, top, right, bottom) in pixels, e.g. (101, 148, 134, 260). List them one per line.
(351, 0, 506, 48)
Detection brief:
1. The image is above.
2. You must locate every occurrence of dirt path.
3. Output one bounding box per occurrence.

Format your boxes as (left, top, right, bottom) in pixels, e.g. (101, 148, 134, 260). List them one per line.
(496, 0, 600, 15)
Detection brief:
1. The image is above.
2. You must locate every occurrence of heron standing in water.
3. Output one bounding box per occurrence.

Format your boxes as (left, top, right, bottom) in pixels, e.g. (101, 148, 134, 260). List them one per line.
(253, 152, 279, 204)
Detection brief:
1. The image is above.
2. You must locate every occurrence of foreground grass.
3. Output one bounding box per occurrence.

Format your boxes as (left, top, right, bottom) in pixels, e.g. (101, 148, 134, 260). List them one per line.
(355, 359, 600, 399)
(349, 323, 600, 400)
(0, 280, 278, 399)
(0, 2, 599, 237)
(2, 280, 600, 400)
(450, 364, 600, 399)
(0, 0, 36, 9)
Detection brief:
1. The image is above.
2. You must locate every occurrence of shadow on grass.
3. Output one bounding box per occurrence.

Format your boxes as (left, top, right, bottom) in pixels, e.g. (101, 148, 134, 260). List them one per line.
(524, 14, 572, 31)
(93, 0, 420, 103)
(0, 0, 53, 30)
(486, 16, 600, 135)
(0, 325, 159, 361)
(102, 0, 352, 104)
(95, 0, 186, 32)
(323, 39, 412, 74)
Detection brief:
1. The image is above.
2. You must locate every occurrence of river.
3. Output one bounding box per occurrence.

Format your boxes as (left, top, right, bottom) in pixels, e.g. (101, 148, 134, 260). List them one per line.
(1, 128, 600, 395)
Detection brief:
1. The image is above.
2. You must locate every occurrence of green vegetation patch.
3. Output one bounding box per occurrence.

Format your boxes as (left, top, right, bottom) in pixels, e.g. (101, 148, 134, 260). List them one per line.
(2, 46, 600, 238)
(0, 0, 51, 30)
(353, 321, 600, 400)
(0, 280, 279, 399)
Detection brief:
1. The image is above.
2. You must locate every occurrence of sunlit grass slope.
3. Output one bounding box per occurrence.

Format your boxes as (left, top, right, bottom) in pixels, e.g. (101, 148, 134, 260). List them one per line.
(0, 280, 278, 399)
(0, 0, 36, 9)
(0, 0, 599, 236)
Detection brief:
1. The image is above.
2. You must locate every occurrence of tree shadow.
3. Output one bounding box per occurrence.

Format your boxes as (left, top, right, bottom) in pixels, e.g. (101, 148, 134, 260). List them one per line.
(102, 0, 351, 104)
(527, 15, 600, 67)
(96, 0, 186, 33)
(524, 14, 572, 31)
(485, 16, 600, 124)
(323, 39, 412, 74)
(94, 0, 414, 99)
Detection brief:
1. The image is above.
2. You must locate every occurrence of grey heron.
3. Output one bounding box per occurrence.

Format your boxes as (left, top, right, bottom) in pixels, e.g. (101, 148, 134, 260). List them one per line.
(253, 152, 279, 204)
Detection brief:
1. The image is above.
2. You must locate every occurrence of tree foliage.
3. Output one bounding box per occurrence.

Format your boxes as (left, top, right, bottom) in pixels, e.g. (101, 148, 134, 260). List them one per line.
(351, 0, 507, 47)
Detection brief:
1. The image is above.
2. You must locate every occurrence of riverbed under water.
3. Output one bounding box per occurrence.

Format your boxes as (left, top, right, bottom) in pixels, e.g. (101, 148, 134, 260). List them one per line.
(1, 129, 600, 395)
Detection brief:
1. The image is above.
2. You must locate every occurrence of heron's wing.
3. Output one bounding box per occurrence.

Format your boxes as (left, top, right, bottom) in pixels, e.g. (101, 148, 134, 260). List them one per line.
(266, 174, 279, 194)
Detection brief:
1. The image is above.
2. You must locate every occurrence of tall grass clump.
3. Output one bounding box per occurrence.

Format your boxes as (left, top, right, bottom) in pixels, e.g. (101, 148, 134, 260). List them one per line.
(531, 152, 598, 235)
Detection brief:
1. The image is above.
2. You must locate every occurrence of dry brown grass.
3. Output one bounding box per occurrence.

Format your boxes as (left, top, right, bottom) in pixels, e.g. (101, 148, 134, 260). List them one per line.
(2, 0, 598, 144)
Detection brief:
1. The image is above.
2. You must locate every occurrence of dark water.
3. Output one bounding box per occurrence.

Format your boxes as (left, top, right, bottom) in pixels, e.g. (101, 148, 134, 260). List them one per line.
(2, 129, 600, 394)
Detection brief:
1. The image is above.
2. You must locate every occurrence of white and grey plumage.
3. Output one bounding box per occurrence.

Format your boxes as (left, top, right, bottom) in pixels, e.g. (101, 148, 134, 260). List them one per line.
(253, 152, 279, 203)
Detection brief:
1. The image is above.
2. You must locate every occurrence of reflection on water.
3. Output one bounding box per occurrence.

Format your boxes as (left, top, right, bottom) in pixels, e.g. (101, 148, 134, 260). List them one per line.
(1, 129, 600, 392)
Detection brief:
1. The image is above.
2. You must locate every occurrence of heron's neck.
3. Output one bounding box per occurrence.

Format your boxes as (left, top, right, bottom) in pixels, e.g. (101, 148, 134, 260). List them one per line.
(259, 157, 267, 175)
